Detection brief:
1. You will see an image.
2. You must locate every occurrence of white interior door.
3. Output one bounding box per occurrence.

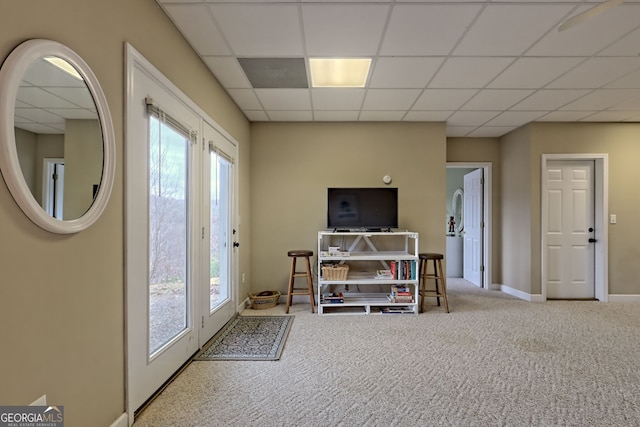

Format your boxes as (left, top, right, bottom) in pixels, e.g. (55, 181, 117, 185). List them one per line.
(544, 160, 595, 299)
(463, 168, 483, 286)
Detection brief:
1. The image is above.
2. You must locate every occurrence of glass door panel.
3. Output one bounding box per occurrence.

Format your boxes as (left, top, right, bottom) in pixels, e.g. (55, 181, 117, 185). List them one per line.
(209, 151, 231, 312)
(148, 116, 189, 356)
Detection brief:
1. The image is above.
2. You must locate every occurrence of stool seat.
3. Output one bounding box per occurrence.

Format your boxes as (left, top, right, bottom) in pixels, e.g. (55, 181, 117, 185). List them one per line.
(418, 252, 449, 313)
(419, 253, 444, 261)
(286, 250, 315, 313)
(288, 250, 313, 257)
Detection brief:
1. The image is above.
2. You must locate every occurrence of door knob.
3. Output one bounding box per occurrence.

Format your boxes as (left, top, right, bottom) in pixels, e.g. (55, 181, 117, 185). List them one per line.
(588, 238, 597, 243)
(588, 227, 594, 232)
(233, 241, 240, 247)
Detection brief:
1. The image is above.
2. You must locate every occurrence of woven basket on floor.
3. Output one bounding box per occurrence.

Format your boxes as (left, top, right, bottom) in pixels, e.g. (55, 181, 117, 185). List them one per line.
(248, 291, 281, 309)
(321, 264, 349, 280)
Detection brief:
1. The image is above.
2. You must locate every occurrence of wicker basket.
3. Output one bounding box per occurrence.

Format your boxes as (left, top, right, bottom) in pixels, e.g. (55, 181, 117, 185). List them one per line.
(321, 264, 349, 281)
(248, 290, 281, 309)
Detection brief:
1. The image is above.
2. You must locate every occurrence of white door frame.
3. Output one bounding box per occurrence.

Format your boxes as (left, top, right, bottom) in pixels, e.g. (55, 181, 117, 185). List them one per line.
(541, 154, 609, 301)
(446, 162, 492, 289)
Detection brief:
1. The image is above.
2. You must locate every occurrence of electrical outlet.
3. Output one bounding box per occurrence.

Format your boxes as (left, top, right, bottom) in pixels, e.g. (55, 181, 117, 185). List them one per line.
(610, 214, 617, 224)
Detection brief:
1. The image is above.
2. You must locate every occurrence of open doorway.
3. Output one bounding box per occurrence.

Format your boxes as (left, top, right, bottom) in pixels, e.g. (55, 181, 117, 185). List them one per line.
(446, 163, 492, 289)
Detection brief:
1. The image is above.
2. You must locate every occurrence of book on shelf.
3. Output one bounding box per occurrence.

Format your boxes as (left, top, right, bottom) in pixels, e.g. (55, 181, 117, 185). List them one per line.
(321, 292, 344, 303)
(389, 260, 417, 280)
(376, 269, 393, 279)
(380, 306, 414, 314)
(387, 295, 414, 303)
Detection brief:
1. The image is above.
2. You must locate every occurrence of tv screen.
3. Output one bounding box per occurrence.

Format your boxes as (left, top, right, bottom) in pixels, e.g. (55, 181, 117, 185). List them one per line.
(327, 187, 398, 231)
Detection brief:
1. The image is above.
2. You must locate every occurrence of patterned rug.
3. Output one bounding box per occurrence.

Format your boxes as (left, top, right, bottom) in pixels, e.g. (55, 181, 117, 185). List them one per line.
(194, 315, 293, 361)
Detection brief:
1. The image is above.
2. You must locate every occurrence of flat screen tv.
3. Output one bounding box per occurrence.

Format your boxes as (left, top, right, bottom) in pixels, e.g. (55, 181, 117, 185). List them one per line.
(327, 187, 398, 231)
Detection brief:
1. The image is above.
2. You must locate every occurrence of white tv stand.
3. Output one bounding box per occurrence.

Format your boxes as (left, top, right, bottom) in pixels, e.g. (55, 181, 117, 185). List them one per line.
(317, 230, 419, 315)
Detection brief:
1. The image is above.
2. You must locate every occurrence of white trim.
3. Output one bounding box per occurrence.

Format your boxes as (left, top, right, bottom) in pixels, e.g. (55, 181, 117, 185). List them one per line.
(446, 162, 492, 290)
(500, 285, 545, 302)
(541, 154, 608, 302)
(109, 413, 128, 427)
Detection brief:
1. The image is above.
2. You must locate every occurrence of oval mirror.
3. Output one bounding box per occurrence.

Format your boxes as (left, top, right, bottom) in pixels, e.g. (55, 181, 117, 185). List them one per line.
(452, 188, 464, 235)
(0, 39, 115, 234)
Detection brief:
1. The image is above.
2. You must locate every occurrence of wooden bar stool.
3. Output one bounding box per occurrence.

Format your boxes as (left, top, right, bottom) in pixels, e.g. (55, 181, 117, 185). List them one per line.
(286, 250, 315, 313)
(418, 253, 450, 313)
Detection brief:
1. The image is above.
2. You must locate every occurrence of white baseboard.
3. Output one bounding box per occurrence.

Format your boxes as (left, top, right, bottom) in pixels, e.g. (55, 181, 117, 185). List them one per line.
(29, 395, 46, 406)
(110, 413, 128, 427)
(500, 285, 544, 302)
(607, 294, 640, 302)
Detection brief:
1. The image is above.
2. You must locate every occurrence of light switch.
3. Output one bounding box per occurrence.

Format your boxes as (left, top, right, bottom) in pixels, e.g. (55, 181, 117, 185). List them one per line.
(610, 214, 617, 224)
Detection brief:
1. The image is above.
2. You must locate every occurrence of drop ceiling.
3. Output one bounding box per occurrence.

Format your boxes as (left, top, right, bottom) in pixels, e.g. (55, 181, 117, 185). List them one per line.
(156, 0, 640, 137)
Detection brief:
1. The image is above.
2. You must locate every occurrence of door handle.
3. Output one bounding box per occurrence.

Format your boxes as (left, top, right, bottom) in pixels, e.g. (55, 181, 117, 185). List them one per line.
(588, 238, 597, 243)
(233, 241, 240, 247)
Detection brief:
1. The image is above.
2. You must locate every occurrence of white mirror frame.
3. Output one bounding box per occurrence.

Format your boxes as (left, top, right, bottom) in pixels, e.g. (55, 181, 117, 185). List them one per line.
(0, 39, 115, 234)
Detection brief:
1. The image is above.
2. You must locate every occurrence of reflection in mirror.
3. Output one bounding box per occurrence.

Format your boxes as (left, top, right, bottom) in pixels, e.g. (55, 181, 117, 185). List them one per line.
(15, 56, 103, 220)
(0, 39, 115, 234)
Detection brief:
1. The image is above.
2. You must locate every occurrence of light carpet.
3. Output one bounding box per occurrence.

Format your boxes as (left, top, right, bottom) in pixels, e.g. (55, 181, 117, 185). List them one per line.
(134, 279, 640, 427)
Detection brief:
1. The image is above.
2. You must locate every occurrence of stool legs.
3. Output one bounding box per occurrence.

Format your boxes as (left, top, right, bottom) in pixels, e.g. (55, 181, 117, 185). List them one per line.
(419, 257, 449, 313)
(286, 255, 315, 314)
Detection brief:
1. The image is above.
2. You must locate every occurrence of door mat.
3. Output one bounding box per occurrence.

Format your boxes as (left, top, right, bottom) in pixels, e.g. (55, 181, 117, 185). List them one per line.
(194, 315, 293, 361)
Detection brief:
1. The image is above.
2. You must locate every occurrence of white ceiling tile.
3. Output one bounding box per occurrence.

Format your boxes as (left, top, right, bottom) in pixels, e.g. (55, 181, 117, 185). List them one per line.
(302, 4, 389, 56)
(413, 89, 479, 110)
(599, 27, 640, 56)
(404, 111, 452, 121)
(227, 89, 263, 110)
(607, 93, 640, 110)
(468, 126, 517, 137)
(527, 4, 640, 56)
(446, 126, 477, 137)
(314, 111, 361, 121)
(537, 111, 596, 121)
(447, 111, 501, 127)
(267, 110, 313, 121)
(202, 57, 251, 89)
(430, 57, 515, 88)
(255, 89, 312, 110)
(547, 57, 640, 89)
(488, 57, 585, 89)
(581, 111, 639, 121)
(362, 89, 421, 110)
(380, 4, 483, 56)
(243, 110, 270, 121)
(605, 69, 640, 89)
(511, 89, 590, 111)
(462, 90, 535, 110)
(311, 89, 365, 110)
(209, 4, 303, 56)
(369, 57, 444, 89)
(454, 4, 574, 56)
(358, 111, 406, 121)
(560, 89, 640, 111)
(163, 5, 231, 56)
(484, 111, 547, 127)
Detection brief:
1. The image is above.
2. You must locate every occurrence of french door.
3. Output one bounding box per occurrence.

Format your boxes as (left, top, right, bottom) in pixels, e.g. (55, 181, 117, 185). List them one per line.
(126, 46, 237, 420)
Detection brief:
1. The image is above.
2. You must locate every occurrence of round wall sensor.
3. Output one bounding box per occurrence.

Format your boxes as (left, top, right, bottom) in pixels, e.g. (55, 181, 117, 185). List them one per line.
(383, 175, 392, 184)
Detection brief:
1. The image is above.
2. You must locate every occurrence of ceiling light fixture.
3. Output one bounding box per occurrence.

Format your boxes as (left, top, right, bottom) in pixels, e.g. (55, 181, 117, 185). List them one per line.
(44, 56, 83, 80)
(309, 58, 371, 88)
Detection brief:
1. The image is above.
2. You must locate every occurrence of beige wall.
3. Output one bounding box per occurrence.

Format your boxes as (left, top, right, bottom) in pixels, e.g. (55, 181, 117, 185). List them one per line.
(500, 126, 534, 294)
(531, 122, 640, 295)
(0, 1, 249, 426)
(447, 137, 502, 283)
(250, 122, 446, 294)
(499, 122, 640, 297)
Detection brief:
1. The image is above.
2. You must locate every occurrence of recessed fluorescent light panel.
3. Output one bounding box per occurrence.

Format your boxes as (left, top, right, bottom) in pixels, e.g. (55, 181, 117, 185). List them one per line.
(310, 58, 371, 88)
(44, 57, 83, 80)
